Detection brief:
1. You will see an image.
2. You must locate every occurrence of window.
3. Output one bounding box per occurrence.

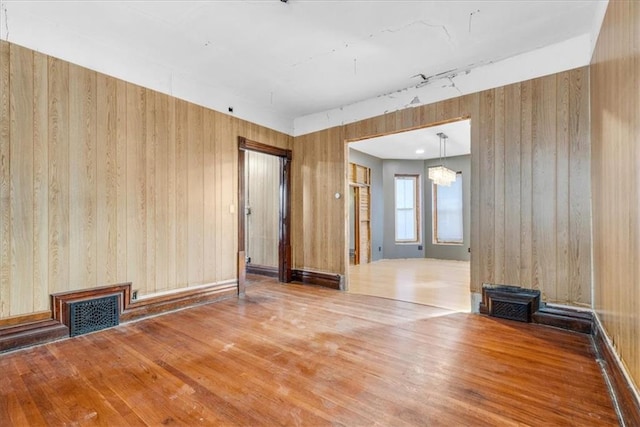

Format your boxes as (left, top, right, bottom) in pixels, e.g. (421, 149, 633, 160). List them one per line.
(433, 174, 463, 244)
(395, 175, 420, 243)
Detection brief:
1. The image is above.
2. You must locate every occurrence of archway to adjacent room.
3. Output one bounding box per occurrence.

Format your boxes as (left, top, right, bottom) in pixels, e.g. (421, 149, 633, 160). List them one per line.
(345, 118, 471, 312)
(237, 137, 292, 294)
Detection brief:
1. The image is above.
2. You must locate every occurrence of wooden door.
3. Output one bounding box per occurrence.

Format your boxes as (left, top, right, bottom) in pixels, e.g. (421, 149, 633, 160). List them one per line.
(349, 162, 371, 265)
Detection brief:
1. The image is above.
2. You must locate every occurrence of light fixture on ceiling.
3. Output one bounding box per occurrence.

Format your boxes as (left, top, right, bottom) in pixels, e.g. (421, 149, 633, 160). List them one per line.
(428, 132, 456, 186)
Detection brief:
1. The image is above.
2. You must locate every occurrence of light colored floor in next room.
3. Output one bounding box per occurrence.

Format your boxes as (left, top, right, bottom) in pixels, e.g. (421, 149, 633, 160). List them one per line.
(348, 258, 471, 312)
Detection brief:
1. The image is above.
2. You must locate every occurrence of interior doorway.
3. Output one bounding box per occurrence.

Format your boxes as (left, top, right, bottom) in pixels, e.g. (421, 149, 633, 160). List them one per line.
(349, 162, 371, 265)
(237, 137, 292, 294)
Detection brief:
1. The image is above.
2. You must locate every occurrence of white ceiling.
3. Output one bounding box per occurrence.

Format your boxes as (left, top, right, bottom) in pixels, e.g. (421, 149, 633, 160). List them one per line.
(350, 119, 470, 161)
(1, 1, 607, 135)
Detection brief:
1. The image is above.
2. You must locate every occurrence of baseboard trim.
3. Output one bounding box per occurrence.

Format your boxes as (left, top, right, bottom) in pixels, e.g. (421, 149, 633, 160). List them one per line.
(246, 264, 279, 278)
(592, 314, 640, 426)
(291, 269, 344, 290)
(121, 282, 237, 322)
(532, 304, 593, 334)
(0, 318, 69, 353)
(1, 281, 238, 353)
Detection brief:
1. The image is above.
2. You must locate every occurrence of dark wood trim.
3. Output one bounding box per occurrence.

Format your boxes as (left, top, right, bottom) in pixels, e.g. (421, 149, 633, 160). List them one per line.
(592, 316, 640, 427)
(0, 319, 69, 353)
(239, 136, 292, 160)
(52, 283, 132, 326)
(122, 282, 237, 322)
(246, 263, 279, 278)
(291, 269, 344, 290)
(0, 311, 52, 327)
(532, 305, 592, 334)
(237, 252, 246, 296)
(238, 136, 292, 285)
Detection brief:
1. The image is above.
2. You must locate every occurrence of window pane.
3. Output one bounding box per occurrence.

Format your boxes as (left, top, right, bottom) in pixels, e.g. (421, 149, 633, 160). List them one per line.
(434, 175, 463, 244)
(395, 176, 419, 242)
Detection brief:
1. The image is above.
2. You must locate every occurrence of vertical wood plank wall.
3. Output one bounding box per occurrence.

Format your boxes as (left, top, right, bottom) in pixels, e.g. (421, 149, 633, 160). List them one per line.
(292, 68, 591, 306)
(246, 151, 280, 268)
(591, 0, 640, 393)
(0, 41, 291, 319)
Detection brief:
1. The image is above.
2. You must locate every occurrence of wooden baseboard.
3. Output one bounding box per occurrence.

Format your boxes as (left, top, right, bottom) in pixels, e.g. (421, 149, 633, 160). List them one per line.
(0, 318, 69, 353)
(0, 281, 238, 353)
(532, 305, 593, 334)
(592, 315, 640, 426)
(121, 282, 237, 322)
(246, 264, 279, 278)
(291, 269, 343, 290)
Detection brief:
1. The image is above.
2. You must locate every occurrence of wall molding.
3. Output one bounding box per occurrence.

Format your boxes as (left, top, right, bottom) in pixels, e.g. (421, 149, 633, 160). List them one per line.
(291, 269, 344, 290)
(246, 264, 279, 278)
(592, 314, 640, 426)
(0, 281, 238, 353)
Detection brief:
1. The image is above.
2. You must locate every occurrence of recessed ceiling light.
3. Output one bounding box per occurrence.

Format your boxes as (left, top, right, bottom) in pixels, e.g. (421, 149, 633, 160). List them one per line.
(416, 149, 425, 154)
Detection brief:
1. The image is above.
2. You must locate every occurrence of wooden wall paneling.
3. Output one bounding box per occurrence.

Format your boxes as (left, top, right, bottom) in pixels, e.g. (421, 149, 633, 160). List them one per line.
(461, 94, 480, 292)
(187, 103, 204, 285)
(175, 99, 189, 288)
(69, 64, 97, 291)
(203, 110, 217, 282)
(165, 96, 177, 290)
(10, 44, 34, 314)
(115, 79, 128, 284)
(155, 92, 169, 292)
(493, 86, 506, 284)
(126, 83, 147, 294)
(96, 74, 117, 286)
(145, 89, 157, 293)
(519, 80, 533, 290)
(213, 113, 225, 283)
(219, 115, 237, 281)
(33, 51, 49, 312)
(479, 90, 495, 285)
(555, 71, 570, 303)
(503, 83, 521, 286)
(531, 74, 557, 301)
(47, 56, 69, 295)
(591, 0, 640, 400)
(0, 41, 10, 316)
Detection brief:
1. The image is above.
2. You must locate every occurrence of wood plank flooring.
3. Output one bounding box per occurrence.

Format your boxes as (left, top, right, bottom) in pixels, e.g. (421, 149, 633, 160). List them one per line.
(348, 258, 471, 312)
(0, 279, 618, 426)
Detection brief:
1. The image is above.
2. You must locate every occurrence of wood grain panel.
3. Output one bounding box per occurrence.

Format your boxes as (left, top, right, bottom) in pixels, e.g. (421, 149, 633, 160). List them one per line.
(154, 92, 169, 292)
(503, 83, 521, 286)
(96, 74, 117, 286)
(294, 65, 591, 310)
(10, 44, 34, 313)
(591, 0, 640, 398)
(0, 41, 10, 317)
(246, 151, 280, 268)
(47, 56, 69, 295)
(32, 52, 49, 312)
(68, 64, 97, 290)
(126, 83, 147, 295)
(174, 99, 188, 289)
(493, 86, 505, 284)
(0, 40, 291, 319)
(187, 104, 204, 285)
(145, 90, 157, 293)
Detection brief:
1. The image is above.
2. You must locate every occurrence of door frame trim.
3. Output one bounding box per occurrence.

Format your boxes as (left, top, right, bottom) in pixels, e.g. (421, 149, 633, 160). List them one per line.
(238, 137, 292, 294)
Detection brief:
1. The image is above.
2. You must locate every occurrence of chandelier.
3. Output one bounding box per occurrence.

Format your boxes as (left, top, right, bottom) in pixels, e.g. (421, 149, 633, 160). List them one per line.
(428, 132, 456, 186)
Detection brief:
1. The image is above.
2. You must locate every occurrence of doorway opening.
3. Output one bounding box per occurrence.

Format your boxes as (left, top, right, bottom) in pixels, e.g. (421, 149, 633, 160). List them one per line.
(346, 118, 471, 312)
(237, 137, 292, 295)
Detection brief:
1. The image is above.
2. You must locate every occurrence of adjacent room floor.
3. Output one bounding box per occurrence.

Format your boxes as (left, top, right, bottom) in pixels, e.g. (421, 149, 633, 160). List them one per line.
(348, 258, 471, 312)
(0, 279, 617, 426)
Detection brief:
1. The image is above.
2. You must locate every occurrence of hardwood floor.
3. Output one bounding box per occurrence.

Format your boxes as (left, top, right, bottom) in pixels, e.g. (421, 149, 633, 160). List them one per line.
(0, 279, 617, 426)
(348, 258, 471, 312)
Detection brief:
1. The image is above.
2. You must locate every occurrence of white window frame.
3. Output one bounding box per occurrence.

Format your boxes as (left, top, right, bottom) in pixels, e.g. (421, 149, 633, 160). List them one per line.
(394, 174, 421, 244)
(432, 173, 463, 245)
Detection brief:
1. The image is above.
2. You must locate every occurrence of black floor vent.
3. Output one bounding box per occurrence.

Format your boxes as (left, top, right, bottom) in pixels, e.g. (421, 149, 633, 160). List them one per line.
(69, 295, 119, 337)
(479, 285, 540, 323)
